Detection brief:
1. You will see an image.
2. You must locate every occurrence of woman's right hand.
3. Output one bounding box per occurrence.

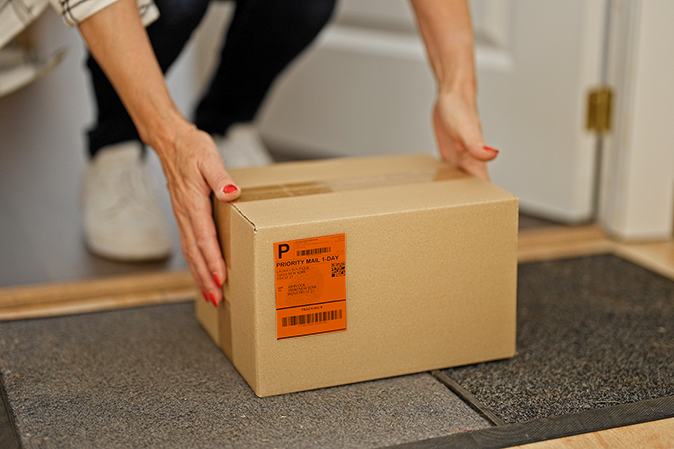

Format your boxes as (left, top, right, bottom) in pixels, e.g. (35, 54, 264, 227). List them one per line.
(79, 0, 238, 306)
(157, 122, 240, 307)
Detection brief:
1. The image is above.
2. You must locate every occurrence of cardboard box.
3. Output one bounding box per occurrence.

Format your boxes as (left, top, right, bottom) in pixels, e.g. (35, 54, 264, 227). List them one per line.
(196, 154, 518, 397)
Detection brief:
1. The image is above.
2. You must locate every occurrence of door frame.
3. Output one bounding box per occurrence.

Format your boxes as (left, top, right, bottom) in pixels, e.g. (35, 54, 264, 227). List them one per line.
(599, 0, 674, 241)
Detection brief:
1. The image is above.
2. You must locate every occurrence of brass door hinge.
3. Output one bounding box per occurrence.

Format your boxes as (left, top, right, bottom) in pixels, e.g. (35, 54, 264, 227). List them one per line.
(586, 87, 613, 133)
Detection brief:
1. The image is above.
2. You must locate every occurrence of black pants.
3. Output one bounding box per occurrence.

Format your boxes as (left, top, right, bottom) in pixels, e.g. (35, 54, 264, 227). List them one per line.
(86, 0, 336, 156)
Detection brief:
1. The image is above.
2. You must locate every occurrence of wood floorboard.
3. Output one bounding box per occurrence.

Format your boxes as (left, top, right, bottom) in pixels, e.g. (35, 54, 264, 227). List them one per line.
(613, 241, 674, 282)
(0, 271, 196, 321)
(513, 417, 674, 449)
(517, 225, 612, 263)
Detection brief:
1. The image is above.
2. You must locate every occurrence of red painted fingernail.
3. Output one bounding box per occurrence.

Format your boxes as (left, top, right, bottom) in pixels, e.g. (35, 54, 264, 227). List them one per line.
(483, 145, 499, 153)
(213, 273, 222, 288)
(223, 184, 238, 195)
(209, 292, 218, 307)
(201, 290, 209, 302)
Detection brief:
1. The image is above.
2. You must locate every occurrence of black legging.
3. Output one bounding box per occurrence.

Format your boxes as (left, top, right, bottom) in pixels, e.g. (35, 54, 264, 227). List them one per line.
(85, 0, 336, 156)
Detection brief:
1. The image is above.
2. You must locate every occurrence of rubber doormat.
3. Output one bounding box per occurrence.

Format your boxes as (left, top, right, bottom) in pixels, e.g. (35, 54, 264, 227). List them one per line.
(389, 255, 674, 448)
(444, 255, 674, 423)
(0, 302, 488, 448)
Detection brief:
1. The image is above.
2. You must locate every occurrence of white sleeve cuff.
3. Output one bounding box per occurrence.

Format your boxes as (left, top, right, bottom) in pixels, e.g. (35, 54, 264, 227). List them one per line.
(48, 0, 159, 27)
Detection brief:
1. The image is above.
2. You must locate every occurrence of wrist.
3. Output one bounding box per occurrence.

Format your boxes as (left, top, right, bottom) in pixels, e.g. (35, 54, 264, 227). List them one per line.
(434, 42, 476, 98)
(137, 106, 194, 158)
(437, 78, 477, 109)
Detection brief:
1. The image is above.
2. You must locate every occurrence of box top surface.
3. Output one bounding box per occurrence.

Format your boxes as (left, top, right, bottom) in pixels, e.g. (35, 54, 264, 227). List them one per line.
(224, 154, 517, 229)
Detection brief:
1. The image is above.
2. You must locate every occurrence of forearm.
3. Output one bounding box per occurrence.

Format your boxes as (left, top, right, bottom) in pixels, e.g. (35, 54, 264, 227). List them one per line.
(77, 0, 192, 157)
(410, 0, 494, 180)
(77, 0, 241, 304)
(409, 0, 476, 97)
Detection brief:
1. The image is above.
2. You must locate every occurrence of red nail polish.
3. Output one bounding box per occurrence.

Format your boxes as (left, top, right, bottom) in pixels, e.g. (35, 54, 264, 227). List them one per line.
(483, 145, 499, 153)
(223, 184, 238, 195)
(209, 292, 218, 307)
(213, 273, 222, 288)
(201, 290, 209, 302)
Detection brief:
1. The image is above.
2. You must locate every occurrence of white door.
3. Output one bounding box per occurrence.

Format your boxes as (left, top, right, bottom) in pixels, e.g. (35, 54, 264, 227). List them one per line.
(257, 0, 608, 224)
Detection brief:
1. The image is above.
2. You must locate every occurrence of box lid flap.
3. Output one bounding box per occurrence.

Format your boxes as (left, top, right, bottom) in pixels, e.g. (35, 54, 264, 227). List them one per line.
(223, 154, 517, 229)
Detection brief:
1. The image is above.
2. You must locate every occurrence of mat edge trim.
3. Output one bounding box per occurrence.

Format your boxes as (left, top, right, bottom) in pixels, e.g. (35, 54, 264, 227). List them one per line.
(0, 374, 21, 449)
(386, 395, 674, 449)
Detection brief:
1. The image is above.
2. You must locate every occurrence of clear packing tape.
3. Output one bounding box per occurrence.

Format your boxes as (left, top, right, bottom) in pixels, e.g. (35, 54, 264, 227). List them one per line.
(235, 167, 469, 203)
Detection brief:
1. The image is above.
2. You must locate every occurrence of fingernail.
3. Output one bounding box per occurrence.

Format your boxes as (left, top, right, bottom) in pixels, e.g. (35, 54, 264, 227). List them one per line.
(209, 292, 218, 307)
(201, 290, 209, 302)
(213, 273, 222, 288)
(483, 145, 499, 154)
(223, 184, 238, 195)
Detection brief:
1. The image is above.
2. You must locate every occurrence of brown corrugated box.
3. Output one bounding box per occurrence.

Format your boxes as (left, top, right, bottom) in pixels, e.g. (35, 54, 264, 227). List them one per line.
(196, 153, 518, 397)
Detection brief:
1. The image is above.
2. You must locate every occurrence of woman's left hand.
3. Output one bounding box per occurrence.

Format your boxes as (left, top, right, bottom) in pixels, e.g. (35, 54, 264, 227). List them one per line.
(432, 89, 498, 181)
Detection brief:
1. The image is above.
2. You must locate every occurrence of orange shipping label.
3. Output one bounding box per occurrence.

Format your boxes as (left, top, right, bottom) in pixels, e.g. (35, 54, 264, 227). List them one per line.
(275, 234, 346, 340)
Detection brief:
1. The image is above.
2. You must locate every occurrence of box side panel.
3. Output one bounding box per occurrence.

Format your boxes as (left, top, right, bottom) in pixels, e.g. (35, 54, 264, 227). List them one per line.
(212, 201, 259, 392)
(251, 186, 518, 396)
(227, 208, 259, 390)
(195, 292, 220, 345)
(219, 298, 233, 359)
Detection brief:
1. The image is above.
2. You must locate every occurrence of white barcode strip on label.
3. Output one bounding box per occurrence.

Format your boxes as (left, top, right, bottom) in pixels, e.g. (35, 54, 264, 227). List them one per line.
(282, 310, 343, 327)
(296, 247, 331, 257)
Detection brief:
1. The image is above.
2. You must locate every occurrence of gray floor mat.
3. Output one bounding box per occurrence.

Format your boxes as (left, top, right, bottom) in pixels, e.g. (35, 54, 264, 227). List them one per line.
(444, 255, 674, 424)
(0, 303, 488, 448)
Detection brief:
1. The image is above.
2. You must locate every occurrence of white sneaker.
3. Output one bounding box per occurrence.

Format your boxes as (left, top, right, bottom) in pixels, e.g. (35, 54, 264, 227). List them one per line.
(213, 123, 274, 168)
(81, 141, 172, 261)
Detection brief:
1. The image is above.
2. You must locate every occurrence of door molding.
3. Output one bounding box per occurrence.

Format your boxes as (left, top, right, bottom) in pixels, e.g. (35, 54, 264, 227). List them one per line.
(599, 0, 674, 240)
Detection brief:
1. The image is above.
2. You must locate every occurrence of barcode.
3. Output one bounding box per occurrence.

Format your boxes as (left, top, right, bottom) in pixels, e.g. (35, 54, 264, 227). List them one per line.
(282, 310, 343, 327)
(297, 247, 331, 257)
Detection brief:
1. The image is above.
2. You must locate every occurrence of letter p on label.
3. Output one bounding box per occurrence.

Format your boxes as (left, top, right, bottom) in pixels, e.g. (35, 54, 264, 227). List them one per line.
(278, 243, 290, 259)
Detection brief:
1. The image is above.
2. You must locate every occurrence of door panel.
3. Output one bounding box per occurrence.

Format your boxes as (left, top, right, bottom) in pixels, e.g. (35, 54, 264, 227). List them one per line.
(258, 0, 606, 222)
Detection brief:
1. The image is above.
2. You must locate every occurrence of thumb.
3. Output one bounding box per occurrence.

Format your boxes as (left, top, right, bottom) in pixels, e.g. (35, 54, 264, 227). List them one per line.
(201, 158, 241, 203)
(461, 125, 499, 163)
(468, 142, 499, 162)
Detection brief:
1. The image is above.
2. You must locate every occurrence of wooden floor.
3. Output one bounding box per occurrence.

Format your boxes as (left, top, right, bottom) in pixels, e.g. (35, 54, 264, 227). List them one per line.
(517, 224, 674, 283)
(516, 417, 674, 449)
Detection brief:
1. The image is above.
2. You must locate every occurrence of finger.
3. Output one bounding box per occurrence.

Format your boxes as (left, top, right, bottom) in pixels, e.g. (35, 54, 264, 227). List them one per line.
(439, 147, 489, 180)
(180, 237, 209, 304)
(457, 153, 490, 181)
(189, 191, 228, 295)
(197, 150, 238, 291)
(175, 207, 222, 306)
